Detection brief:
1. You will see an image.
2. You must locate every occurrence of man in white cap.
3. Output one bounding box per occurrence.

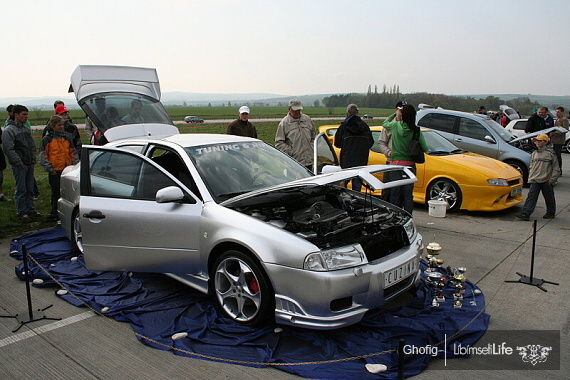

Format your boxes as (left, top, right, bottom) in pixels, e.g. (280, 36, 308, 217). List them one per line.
(275, 99, 316, 169)
(227, 105, 257, 138)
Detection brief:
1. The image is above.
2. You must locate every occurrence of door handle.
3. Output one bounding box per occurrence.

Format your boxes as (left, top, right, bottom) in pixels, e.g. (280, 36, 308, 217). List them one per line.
(83, 210, 106, 219)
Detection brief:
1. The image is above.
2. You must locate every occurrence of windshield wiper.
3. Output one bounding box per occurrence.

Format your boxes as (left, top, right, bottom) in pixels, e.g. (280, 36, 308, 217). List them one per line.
(428, 150, 452, 155)
(217, 191, 250, 198)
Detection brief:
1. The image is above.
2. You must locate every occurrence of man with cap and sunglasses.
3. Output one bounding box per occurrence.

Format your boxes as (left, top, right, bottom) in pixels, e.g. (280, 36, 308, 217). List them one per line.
(516, 133, 560, 221)
(275, 99, 316, 169)
(227, 105, 257, 138)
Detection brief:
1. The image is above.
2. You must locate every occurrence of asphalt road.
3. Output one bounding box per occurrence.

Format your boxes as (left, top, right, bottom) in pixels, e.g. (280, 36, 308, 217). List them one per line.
(30, 117, 355, 130)
(1, 155, 568, 379)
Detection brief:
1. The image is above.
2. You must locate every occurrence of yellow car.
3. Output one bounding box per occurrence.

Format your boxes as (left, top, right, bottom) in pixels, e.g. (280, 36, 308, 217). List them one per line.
(320, 125, 523, 212)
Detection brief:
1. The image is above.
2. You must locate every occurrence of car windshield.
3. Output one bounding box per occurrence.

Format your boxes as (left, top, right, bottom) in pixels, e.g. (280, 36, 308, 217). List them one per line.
(80, 93, 173, 132)
(185, 141, 313, 202)
(422, 130, 465, 154)
(481, 118, 515, 142)
(371, 129, 463, 155)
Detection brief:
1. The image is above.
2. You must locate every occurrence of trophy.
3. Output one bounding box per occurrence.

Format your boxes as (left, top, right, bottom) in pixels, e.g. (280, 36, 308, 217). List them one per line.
(436, 278, 446, 303)
(425, 242, 443, 272)
(426, 271, 443, 307)
(451, 267, 467, 307)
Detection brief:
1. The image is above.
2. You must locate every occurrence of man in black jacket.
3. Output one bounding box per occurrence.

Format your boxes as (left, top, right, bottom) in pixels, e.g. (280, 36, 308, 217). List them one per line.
(334, 104, 374, 192)
(525, 107, 548, 133)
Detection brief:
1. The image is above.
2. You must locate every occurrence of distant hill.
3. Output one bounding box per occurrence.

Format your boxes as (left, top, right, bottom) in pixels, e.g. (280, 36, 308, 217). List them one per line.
(462, 94, 570, 109)
(2, 92, 569, 110)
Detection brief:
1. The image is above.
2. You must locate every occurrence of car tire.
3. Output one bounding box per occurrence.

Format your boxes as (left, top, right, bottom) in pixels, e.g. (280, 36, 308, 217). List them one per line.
(72, 208, 84, 253)
(504, 159, 529, 185)
(427, 178, 462, 212)
(564, 139, 570, 154)
(212, 250, 274, 326)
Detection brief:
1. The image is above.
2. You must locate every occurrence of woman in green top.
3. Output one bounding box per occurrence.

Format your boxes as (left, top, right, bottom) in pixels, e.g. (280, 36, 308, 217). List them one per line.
(382, 104, 428, 214)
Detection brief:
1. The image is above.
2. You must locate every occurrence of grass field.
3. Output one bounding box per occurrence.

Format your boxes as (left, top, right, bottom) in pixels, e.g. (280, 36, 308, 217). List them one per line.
(23, 106, 393, 125)
(1, 107, 389, 238)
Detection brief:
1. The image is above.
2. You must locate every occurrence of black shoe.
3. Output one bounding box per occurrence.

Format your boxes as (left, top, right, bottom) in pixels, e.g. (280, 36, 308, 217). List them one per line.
(515, 213, 530, 221)
(543, 213, 555, 219)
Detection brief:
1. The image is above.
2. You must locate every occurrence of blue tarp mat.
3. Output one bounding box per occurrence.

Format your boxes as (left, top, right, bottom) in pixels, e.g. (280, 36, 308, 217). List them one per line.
(10, 228, 489, 379)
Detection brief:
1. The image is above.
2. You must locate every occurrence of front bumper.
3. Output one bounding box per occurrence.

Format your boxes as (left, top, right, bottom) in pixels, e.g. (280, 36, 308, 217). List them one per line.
(459, 183, 523, 211)
(265, 234, 423, 329)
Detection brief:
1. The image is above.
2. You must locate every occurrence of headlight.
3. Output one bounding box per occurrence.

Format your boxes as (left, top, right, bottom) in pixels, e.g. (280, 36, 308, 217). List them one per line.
(403, 218, 416, 242)
(304, 244, 365, 271)
(487, 178, 508, 186)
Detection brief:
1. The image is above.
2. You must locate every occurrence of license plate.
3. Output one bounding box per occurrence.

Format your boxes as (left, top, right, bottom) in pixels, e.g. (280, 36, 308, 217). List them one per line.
(384, 259, 418, 287)
(511, 186, 522, 196)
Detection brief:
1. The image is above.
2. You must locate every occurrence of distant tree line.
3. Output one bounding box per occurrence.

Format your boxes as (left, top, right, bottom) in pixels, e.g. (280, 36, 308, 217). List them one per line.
(323, 85, 544, 117)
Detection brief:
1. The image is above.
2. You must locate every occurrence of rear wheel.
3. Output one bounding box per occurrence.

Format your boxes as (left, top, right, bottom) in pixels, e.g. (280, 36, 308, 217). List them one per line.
(212, 250, 274, 326)
(564, 139, 570, 153)
(427, 178, 462, 212)
(72, 209, 84, 253)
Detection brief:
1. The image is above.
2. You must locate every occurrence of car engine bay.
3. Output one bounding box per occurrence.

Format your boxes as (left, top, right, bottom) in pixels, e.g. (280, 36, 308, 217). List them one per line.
(229, 185, 411, 261)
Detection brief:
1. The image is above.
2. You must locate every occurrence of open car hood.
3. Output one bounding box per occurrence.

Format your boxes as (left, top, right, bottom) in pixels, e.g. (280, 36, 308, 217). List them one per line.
(222, 165, 417, 207)
(499, 105, 520, 121)
(70, 65, 161, 102)
(510, 126, 567, 144)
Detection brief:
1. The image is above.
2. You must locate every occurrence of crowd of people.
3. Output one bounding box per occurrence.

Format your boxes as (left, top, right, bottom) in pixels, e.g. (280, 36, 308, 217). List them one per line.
(1, 98, 567, 225)
(1, 101, 80, 221)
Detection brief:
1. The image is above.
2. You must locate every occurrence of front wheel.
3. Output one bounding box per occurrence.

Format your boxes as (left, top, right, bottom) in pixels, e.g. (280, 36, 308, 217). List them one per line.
(427, 178, 462, 212)
(564, 139, 570, 153)
(504, 160, 529, 185)
(212, 250, 274, 326)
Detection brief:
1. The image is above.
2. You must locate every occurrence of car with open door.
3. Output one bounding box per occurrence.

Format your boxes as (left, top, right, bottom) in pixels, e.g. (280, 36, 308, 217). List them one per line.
(58, 65, 424, 330)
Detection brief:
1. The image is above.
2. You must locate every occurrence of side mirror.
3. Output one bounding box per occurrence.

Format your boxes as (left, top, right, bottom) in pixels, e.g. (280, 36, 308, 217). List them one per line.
(156, 186, 185, 203)
(321, 165, 341, 174)
(484, 135, 496, 144)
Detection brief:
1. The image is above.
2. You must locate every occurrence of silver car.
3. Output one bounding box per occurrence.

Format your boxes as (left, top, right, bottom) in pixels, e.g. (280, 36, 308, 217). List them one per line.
(58, 65, 423, 329)
(417, 108, 531, 182)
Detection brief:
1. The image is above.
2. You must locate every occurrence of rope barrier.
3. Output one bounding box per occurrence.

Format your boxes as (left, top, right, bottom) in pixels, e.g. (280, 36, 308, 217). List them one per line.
(20, 249, 490, 369)
(17, 208, 564, 369)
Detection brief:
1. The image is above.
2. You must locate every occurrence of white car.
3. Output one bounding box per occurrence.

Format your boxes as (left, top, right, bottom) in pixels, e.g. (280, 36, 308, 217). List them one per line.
(58, 65, 424, 330)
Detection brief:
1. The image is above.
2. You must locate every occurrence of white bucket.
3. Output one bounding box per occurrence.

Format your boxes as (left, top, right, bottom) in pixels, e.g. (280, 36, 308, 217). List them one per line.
(428, 200, 447, 217)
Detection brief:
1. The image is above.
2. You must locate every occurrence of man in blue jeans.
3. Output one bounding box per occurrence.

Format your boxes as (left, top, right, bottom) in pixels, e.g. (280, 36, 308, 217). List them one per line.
(2, 105, 39, 220)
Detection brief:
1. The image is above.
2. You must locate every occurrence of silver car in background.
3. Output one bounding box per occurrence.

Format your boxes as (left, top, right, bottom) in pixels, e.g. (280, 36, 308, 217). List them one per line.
(417, 108, 531, 182)
(58, 65, 423, 329)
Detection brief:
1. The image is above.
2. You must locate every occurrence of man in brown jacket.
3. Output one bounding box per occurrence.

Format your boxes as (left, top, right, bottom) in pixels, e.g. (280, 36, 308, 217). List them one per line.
(552, 107, 568, 174)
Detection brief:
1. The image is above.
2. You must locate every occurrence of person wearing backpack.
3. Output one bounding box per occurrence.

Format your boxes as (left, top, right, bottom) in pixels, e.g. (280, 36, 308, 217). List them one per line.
(382, 103, 428, 214)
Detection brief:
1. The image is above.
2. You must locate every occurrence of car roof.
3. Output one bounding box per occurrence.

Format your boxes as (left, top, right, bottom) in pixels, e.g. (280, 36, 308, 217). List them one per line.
(418, 108, 493, 121)
(114, 132, 259, 148)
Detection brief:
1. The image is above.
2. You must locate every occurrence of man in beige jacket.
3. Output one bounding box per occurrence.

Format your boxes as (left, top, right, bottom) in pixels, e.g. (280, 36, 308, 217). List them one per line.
(275, 99, 316, 169)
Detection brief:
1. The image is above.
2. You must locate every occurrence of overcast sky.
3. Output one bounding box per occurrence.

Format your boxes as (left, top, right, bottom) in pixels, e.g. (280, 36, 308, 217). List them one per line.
(2, 0, 568, 100)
